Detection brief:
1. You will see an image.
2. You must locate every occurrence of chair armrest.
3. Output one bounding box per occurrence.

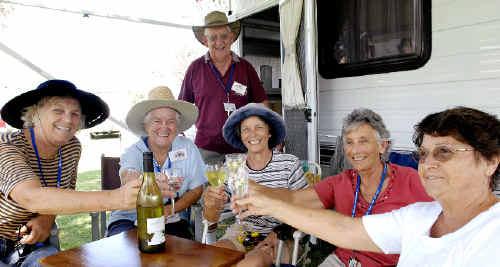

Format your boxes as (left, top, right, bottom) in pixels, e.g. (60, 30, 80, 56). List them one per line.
(89, 212, 100, 241)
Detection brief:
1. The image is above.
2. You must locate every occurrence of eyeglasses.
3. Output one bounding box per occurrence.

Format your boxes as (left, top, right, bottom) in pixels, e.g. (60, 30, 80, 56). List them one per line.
(414, 145, 474, 164)
(205, 33, 231, 42)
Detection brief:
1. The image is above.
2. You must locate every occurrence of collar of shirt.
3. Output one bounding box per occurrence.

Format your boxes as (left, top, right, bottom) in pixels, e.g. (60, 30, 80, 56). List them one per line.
(204, 51, 240, 64)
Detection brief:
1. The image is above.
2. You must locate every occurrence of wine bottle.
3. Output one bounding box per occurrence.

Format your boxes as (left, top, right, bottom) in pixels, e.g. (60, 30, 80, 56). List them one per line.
(137, 151, 165, 253)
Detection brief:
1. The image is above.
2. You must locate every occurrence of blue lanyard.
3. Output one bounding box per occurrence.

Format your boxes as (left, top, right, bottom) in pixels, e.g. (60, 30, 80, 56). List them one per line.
(208, 61, 236, 97)
(142, 137, 171, 172)
(29, 127, 62, 187)
(351, 163, 388, 217)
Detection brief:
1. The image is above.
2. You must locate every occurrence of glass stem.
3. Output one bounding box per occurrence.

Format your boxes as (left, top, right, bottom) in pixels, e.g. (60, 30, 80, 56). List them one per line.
(171, 197, 175, 215)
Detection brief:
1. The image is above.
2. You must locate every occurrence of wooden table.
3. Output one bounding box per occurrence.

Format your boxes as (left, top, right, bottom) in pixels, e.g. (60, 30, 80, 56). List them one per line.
(40, 229, 244, 267)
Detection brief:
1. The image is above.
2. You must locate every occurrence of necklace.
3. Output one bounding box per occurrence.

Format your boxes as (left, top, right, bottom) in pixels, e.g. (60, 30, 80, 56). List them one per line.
(29, 127, 62, 187)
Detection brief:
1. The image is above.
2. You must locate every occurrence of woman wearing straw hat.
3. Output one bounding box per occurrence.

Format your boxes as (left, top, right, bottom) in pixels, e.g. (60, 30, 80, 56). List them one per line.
(0, 80, 140, 266)
(179, 11, 269, 165)
(203, 103, 307, 266)
(108, 86, 206, 239)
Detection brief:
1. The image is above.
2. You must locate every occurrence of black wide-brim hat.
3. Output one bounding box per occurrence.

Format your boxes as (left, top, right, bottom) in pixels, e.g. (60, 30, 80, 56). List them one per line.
(1, 79, 109, 129)
(223, 103, 286, 152)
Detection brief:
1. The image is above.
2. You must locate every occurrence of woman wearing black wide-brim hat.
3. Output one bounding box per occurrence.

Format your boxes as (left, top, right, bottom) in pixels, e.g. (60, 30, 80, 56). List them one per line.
(0, 80, 140, 266)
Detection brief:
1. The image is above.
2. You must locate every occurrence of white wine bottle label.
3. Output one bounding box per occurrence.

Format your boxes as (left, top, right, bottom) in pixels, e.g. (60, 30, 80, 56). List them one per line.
(147, 216, 166, 245)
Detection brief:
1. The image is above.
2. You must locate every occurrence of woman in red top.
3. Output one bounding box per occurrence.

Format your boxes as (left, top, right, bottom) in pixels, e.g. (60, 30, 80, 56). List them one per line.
(236, 108, 432, 267)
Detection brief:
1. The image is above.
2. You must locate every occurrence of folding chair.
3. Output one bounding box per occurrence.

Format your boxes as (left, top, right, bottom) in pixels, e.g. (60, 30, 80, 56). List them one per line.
(89, 154, 121, 240)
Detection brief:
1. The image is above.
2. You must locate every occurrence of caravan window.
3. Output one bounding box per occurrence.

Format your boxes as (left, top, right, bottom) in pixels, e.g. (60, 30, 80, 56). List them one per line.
(317, 0, 431, 79)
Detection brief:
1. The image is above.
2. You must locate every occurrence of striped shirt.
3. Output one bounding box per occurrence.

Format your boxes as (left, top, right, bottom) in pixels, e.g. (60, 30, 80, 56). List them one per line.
(227, 152, 307, 234)
(0, 130, 80, 240)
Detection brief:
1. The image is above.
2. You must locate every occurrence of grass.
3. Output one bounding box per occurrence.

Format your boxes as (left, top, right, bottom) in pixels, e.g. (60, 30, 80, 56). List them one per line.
(55, 170, 101, 250)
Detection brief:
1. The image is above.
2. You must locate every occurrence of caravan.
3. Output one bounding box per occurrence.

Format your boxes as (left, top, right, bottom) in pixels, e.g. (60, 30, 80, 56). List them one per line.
(229, 0, 500, 176)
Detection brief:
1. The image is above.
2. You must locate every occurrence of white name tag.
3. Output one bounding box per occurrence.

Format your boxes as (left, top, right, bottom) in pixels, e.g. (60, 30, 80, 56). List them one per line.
(231, 81, 247, 96)
(223, 102, 237, 113)
(169, 148, 187, 162)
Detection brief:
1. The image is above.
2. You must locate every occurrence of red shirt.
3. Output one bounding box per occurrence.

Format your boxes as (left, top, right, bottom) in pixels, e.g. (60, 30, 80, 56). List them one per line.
(179, 52, 268, 154)
(314, 163, 433, 267)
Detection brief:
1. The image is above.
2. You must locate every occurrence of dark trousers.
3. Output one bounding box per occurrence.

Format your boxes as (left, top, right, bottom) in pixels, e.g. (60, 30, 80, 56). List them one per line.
(107, 219, 193, 240)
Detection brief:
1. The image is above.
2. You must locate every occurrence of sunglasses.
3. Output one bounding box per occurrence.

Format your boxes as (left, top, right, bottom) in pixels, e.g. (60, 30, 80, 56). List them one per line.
(205, 33, 231, 42)
(414, 145, 474, 164)
(13, 224, 33, 266)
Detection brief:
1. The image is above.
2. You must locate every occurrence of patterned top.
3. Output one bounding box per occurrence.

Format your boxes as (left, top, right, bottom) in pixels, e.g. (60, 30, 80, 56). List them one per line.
(226, 152, 307, 234)
(0, 130, 80, 240)
(314, 163, 432, 267)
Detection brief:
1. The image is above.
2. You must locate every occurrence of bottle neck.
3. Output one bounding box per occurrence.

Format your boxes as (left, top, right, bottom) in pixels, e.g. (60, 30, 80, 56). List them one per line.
(142, 152, 156, 185)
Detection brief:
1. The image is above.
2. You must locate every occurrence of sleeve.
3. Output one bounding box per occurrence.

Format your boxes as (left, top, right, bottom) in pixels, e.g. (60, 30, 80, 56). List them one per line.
(362, 207, 407, 254)
(0, 144, 38, 197)
(313, 176, 338, 209)
(185, 141, 207, 190)
(119, 144, 143, 180)
(288, 157, 308, 190)
(179, 62, 195, 103)
(246, 62, 268, 103)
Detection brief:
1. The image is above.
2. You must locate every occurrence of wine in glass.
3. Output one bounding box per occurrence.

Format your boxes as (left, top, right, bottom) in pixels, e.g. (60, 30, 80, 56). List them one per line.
(225, 153, 246, 176)
(206, 163, 227, 187)
(301, 160, 322, 186)
(227, 164, 249, 227)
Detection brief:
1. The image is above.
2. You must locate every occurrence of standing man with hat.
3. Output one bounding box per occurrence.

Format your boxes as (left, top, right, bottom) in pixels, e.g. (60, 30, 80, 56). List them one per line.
(179, 10, 269, 164)
(108, 86, 206, 239)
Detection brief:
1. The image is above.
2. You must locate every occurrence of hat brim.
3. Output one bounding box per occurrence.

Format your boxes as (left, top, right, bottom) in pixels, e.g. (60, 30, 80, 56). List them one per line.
(1, 83, 109, 129)
(193, 21, 241, 46)
(126, 99, 199, 136)
(223, 103, 286, 152)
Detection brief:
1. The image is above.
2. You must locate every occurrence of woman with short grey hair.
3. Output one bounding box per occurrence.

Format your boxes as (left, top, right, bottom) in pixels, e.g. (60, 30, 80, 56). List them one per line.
(237, 108, 432, 267)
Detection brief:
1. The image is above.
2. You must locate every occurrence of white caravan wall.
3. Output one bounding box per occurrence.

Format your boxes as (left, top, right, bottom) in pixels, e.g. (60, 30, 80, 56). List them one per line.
(230, 0, 278, 20)
(318, 0, 500, 150)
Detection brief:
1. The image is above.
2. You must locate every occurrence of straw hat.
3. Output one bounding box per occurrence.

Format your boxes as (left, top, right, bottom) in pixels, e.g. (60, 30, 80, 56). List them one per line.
(1, 79, 109, 129)
(223, 103, 286, 152)
(126, 86, 198, 136)
(192, 11, 241, 46)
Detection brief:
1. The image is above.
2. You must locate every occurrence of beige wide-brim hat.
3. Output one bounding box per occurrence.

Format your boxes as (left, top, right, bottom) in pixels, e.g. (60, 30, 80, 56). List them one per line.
(192, 10, 241, 46)
(126, 86, 198, 136)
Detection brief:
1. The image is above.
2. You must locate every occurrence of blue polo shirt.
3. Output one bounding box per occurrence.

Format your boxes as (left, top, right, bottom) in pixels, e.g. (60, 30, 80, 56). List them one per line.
(108, 135, 207, 225)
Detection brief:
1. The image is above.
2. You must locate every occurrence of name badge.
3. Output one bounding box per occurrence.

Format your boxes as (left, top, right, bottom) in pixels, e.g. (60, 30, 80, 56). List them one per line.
(231, 81, 247, 96)
(223, 102, 237, 113)
(169, 148, 187, 162)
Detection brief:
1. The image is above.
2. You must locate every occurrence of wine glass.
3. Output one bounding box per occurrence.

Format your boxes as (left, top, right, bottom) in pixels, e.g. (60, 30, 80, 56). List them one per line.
(225, 153, 246, 176)
(227, 163, 249, 227)
(120, 168, 141, 185)
(301, 160, 322, 186)
(206, 163, 227, 187)
(164, 168, 183, 221)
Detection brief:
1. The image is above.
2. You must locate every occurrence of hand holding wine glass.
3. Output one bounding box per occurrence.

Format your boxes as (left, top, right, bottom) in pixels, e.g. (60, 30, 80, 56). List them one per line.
(154, 173, 176, 199)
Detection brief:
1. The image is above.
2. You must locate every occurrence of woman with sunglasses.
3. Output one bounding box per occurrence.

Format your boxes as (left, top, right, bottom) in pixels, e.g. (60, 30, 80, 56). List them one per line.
(0, 80, 140, 266)
(234, 106, 500, 266)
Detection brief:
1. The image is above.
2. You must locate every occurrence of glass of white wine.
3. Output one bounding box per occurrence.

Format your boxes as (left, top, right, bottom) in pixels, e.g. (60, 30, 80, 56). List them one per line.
(227, 162, 249, 228)
(225, 153, 246, 177)
(164, 168, 183, 222)
(206, 163, 227, 187)
(301, 160, 322, 186)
